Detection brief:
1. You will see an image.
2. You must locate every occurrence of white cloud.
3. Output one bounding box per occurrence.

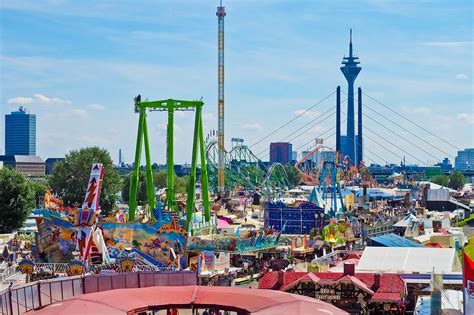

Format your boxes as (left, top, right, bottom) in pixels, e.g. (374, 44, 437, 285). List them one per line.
(7, 93, 71, 106)
(242, 123, 263, 131)
(395, 105, 433, 115)
(412, 106, 432, 114)
(77, 135, 111, 146)
(422, 41, 471, 48)
(457, 113, 474, 125)
(63, 109, 88, 120)
(203, 113, 217, 122)
(87, 103, 105, 111)
(293, 109, 322, 119)
(7, 96, 33, 104)
(455, 73, 468, 80)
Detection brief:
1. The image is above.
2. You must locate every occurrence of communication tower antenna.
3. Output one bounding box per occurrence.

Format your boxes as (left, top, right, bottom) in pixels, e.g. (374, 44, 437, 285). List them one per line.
(216, 0, 226, 193)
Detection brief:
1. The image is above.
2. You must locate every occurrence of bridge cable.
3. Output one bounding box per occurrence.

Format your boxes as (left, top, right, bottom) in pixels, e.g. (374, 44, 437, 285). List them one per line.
(255, 106, 336, 158)
(249, 90, 336, 148)
(362, 102, 456, 159)
(363, 111, 445, 161)
(363, 92, 461, 151)
(364, 126, 427, 165)
(340, 108, 427, 165)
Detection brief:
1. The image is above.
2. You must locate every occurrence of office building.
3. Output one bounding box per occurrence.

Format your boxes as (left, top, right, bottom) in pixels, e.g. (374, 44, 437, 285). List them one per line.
(291, 151, 298, 162)
(5, 106, 36, 155)
(0, 155, 45, 176)
(434, 158, 452, 171)
(314, 150, 336, 167)
(454, 148, 474, 171)
(269, 142, 292, 164)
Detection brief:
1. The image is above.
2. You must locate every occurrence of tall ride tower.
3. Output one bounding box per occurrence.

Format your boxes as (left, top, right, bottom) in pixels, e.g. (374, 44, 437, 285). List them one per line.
(216, 0, 226, 193)
(340, 29, 361, 164)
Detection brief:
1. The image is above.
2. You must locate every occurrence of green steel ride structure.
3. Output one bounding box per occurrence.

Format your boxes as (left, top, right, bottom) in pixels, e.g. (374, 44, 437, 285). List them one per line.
(128, 96, 211, 228)
(205, 137, 292, 195)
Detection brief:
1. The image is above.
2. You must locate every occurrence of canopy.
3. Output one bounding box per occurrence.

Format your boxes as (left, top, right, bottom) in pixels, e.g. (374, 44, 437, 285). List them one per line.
(28, 285, 347, 315)
(367, 233, 424, 248)
(357, 247, 461, 274)
(393, 213, 418, 228)
(355, 188, 397, 199)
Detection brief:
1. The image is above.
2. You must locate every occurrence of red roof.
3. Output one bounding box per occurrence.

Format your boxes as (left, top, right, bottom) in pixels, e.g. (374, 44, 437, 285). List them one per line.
(424, 242, 448, 248)
(27, 285, 348, 315)
(259, 271, 405, 302)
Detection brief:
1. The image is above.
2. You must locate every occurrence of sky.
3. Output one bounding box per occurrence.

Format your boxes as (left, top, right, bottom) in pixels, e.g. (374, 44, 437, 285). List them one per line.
(0, 0, 472, 166)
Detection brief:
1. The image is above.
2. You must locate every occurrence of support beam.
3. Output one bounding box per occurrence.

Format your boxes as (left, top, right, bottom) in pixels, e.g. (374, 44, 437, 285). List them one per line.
(129, 108, 145, 221)
(166, 104, 175, 212)
(198, 110, 211, 223)
(357, 87, 363, 166)
(336, 86, 341, 153)
(186, 105, 201, 230)
(142, 114, 156, 218)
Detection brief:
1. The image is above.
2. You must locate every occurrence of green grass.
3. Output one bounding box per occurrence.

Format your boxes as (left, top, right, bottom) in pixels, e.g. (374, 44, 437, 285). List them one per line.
(457, 213, 474, 227)
(466, 237, 474, 258)
(459, 236, 474, 261)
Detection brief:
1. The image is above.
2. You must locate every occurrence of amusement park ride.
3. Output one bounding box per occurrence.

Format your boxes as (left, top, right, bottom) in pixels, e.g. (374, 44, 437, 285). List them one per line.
(205, 132, 292, 195)
(128, 96, 211, 226)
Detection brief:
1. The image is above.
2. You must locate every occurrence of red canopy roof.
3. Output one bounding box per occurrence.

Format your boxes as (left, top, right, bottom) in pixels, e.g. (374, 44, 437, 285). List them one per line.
(259, 271, 405, 302)
(27, 285, 347, 315)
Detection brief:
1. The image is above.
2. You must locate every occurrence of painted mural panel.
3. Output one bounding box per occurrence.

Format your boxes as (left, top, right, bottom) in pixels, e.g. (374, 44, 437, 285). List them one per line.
(35, 210, 187, 268)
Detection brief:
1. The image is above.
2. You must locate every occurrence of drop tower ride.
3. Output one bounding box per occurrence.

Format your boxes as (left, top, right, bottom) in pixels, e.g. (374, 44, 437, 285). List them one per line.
(216, 1, 226, 193)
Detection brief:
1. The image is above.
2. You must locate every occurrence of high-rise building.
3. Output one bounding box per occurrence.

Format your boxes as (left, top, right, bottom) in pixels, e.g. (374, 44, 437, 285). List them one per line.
(301, 151, 313, 162)
(454, 148, 474, 171)
(269, 142, 293, 164)
(291, 151, 298, 162)
(340, 29, 362, 165)
(434, 158, 452, 171)
(314, 150, 336, 167)
(5, 106, 36, 155)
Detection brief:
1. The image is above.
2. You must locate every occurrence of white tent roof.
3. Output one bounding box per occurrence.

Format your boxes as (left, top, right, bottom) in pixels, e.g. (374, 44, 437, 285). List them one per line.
(418, 181, 456, 193)
(393, 213, 418, 227)
(357, 247, 461, 274)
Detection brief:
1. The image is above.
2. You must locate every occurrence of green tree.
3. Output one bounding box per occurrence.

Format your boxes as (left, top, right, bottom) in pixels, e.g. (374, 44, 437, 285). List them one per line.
(122, 172, 148, 205)
(153, 170, 168, 189)
(283, 164, 301, 187)
(449, 171, 466, 190)
(153, 170, 189, 194)
(0, 168, 35, 233)
(175, 175, 190, 194)
(431, 174, 450, 187)
(29, 180, 47, 208)
(49, 147, 121, 215)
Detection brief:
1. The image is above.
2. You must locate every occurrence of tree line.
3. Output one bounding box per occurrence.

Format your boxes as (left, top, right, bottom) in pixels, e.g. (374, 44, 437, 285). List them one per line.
(431, 171, 466, 190)
(0, 147, 189, 233)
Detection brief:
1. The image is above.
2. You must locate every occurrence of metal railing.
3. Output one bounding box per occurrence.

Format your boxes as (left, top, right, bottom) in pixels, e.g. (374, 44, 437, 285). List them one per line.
(0, 270, 197, 315)
(0, 265, 19, 284)
(311, 249, 359, 265)
(362, 223, 395, 240)
(30, 262, 176, 274)
(32, 263, 68, 273)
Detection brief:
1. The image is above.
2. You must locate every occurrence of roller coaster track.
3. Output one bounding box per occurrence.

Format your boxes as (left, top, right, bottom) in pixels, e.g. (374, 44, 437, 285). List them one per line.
(205, 140, 290, 194)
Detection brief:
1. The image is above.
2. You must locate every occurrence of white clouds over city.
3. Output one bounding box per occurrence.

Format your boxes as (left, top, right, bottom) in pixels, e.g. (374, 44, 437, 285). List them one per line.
(7, 94, 71, 106)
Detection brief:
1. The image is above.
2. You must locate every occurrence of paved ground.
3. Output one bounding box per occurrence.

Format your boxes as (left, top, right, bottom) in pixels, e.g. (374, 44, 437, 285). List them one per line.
(464, 222, 474, 238)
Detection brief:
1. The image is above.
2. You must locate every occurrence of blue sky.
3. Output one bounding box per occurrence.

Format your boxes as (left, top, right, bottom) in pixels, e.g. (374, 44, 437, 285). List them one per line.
(0, 0, 472, 165)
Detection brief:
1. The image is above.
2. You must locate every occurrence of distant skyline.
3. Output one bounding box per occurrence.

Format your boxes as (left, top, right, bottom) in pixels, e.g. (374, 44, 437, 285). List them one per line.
(1, 0, 472, 166)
